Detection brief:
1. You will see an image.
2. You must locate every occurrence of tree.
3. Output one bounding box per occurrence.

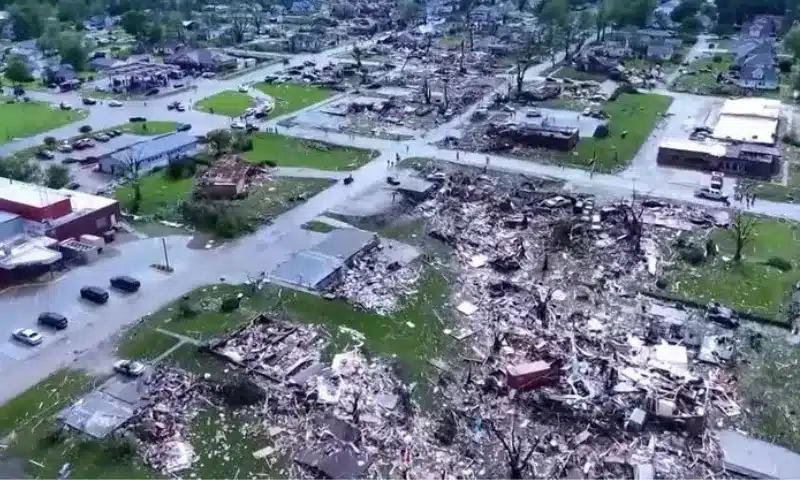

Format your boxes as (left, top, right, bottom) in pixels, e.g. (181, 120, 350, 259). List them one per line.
(9, 2, 48, 40)
(679, 16, 703, 35)
(146, 22, 164, 46)
(399, 0, 424, 24)
(207, 129, 233, 157)
(670, 0, 701, 21)
(488, 416, 543, 479)
(595, 0, 612, 41)
(120, 10, 148, 39)
(37, 21, 61, 52)
(730, 211, 756, 262)
(351, 44, 363, 69)
(119, 151, 145, 214)
(58, 31, 88, 71)
(44, 164, 70, 189)
(251, 12, 265, 34)
(610, 0, 655, 27)
(57, 0, 88, 23)
(229, 11, 249, 44)
(0, 156, 40, 182)
(5, 56, 32, 84)
(785, 27, 800, 62)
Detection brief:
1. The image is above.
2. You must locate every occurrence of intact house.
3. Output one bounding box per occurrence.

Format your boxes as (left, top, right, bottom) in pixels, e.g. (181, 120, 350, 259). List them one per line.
(164, 48, 236, 72)
(42, 63, 76, 85)
(98, 132, 199, 176)
(731, 39, 778, 90)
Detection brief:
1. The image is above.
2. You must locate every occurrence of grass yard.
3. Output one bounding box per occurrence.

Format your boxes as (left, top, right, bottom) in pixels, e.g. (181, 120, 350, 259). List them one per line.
(669, 217, 800, 321)
(552, 66, 608, 82)
(302, 219, 336, 232)
(0, 99, 86, 143)
(752, 144, 800, 203)
(252, 82, 333, 118)
(114, 170, 193, 215)
(672, 54, 734, 93)
(569, 92, 673, 170)
(195, 90, 253, 117)
(114, 121, 178, 136)
(244, 133, 377, 170)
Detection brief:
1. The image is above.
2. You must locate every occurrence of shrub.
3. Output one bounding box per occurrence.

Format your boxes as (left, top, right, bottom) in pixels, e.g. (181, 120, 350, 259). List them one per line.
(593, 124, 609, 138)
(765, 256, 792, 272)
(263, 159, 277, 167)
(220, 296, 241, 312)
(79, 125, 92, 133)
(670, 53, 684, 64)
(43, 136, 57, 147)
(164, 161, 185, 180)
(679, 245, 705, 265)
(220, 378, 266, 407)
(712, 54, 723, 63)
(779, 59, 793, 73)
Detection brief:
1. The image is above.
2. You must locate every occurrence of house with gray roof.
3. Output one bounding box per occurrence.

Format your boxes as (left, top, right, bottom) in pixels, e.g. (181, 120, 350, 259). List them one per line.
(98, 132, 198, 176)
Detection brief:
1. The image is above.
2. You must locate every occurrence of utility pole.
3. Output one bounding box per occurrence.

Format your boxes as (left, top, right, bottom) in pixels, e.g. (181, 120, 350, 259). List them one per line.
(161, 238, 171, 270)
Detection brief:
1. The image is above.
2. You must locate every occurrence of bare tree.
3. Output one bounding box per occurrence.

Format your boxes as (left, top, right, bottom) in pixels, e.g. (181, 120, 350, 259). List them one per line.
(229, 11, 249, 44)
(730, 211, 757, 262)
(422, 77, 432, 104)
(459, 39, 466, 72)
(351, 44, 363, 69)
(119, 151, 145, 214)
(488, 415, 542, 479)
(514, 41, 536, 97)
(533, 286, 554, 328)
(350, 391, 361, 424)
(251, 13, 265, 34)
(621, 188, 646, 254)
(442, 77, 450, 111)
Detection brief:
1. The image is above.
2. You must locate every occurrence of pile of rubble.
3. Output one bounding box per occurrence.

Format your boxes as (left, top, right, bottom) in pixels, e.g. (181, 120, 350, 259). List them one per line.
(132, 367, 205, 474)
(400, 170, 744, 477)
(335, 250, 422, 315)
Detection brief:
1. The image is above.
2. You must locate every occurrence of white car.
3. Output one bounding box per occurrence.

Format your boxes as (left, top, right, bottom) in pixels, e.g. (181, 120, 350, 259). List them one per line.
(114, 359, 146, 377)
(108, 100, 123, 107)
(231, 121, 245, 129)
(694, 187, 728, 202)
(238, 85, 248, 93)
(12, 328, 43, 346)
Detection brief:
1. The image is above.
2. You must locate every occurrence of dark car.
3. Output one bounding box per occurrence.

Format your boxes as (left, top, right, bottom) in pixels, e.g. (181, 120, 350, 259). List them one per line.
(129, 116, 147, 122)
(80, 286, 109, 304)
(110, 276, 140, 293)
(176, 123, 192, 132)
(38, 312, 68, 330)
(13, 87, 25, 96)
(66, 181, 80, 190)
(145, 88, 160, 96)
(82, 97, 97, 105)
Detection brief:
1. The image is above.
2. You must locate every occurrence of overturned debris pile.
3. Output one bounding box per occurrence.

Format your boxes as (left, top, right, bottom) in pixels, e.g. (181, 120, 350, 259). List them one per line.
(131, 366, 205, 474)
(335, 249, 422, 315)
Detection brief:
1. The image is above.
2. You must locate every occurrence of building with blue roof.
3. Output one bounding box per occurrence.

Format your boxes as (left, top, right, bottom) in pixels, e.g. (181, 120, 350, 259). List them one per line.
(98, 131, 199, 176)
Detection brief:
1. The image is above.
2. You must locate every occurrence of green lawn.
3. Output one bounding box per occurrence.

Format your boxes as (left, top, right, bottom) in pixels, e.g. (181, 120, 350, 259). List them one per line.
(669, 217, 800, 321)
(302, 220, 336, 232)
(114, 121, 178, 136)
(673, 54, 735, 93)
(114, 170, 193, 215)
(195, 90, 253, 117)
(252, 82, 333, 118)
(0, 99, 87, 143)
(570, 92, 673, 170)
(244, 133, 376, 170)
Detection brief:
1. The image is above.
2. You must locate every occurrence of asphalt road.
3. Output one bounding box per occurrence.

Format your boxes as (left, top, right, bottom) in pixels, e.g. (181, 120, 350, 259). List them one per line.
(0, 34, 799, 405)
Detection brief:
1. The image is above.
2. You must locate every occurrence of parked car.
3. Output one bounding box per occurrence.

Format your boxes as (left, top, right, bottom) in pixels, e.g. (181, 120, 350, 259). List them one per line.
(59, 102, 72, 110)
(201, 72, 215, 78)
(231, 121, 245, 129)
(82, 97, 97, 105)
(145, 88, 160, 96)
(66, 181, 80, 190)
(238, 85, 248, 92)
(58, 142, 73, 153)
(694, 187, 728, 202)
(173, 82, 184, 88)
(12, 87, 25, 96)
(37, 150, 55, 160)
(38, 312, 68, 330)
(61, 157, 79, 164)
(176, 104, 185, 112)
(114, 359, 146, 377)
(93, 133, 110, 142)
(108, 100, 123, 107)
(176, 123, 192, 132)
(12, 328, 43, 346)
(110, 275, 140, 293)
(109, 129, 123, 137)
(129, 116, 146, 122)
(80, 286, 109, 304)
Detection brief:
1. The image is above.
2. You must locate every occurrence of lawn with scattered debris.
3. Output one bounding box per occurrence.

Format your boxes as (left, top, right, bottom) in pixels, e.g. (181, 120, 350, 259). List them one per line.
(568, 92, 673, 170)
(114, 170, 193, 216)
(113, 121, 179, 136)
(195, 90, 253, 117)
(669, 217, 800, 321)
(302, 220, 336, 232)
(551, 66, 608, 82)
(244, 133, 377, 170)
(252, 83, 333, 118)
(672, 55, 734, 93)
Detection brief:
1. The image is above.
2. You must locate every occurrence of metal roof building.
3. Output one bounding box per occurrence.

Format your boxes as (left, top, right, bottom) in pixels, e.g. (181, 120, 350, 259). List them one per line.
(99, 132, 199, 176)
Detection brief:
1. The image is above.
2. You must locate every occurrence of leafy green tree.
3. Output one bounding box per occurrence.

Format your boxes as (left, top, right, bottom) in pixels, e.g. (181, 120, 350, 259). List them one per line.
(120, 10, 148, 39)
(8, 1, 48, 40)
(146, 22, 163, 46)
(5, 56, 32, 84)
(37, 21, 61, 52)
(610, 0, 655, 27)
(0, 156, 40, 182)
(57, 0, 88, 23)
(207, 129, 233, 157)
(679, 15, 703, 34)
(44, 164, 70, 188)
(785, 27, 800, 62)
(58, 31, 88, 71)
(670, 0, 701, 21)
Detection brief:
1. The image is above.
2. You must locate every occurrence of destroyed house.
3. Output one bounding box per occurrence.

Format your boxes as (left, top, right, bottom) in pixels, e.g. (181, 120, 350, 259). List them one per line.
(489, 122, 579, 151)
(269, 228, 378, 290)
(657, 138, 780, 179)
(194, 155, 262, 199)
